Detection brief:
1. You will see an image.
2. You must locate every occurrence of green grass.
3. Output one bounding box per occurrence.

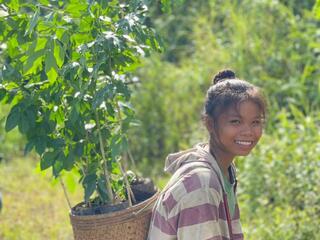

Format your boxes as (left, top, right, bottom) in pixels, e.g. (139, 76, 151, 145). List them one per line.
(0, 157, 82, 240)
(0, 157, 168, 240)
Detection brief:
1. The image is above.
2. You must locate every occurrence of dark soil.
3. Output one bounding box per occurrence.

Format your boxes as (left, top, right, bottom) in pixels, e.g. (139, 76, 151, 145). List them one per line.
(71, 177, 157, 216)
(71, 200, 130, 216)
(130, 177, 157, 203)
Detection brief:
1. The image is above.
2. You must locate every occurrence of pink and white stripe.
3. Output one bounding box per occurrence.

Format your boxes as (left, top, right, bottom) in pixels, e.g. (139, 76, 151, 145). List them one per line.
(148, 144, 244, 240)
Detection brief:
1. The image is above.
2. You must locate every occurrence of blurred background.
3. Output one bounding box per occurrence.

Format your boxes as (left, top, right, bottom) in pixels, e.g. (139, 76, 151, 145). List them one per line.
(1, 0, 320, 239)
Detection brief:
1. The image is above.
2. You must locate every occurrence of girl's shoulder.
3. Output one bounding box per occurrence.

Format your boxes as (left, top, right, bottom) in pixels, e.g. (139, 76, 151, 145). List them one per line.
(162, 162, 223, 209)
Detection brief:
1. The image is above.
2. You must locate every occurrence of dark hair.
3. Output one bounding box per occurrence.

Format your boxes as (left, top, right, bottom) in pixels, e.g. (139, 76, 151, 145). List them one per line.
(204, 69, 267, 122)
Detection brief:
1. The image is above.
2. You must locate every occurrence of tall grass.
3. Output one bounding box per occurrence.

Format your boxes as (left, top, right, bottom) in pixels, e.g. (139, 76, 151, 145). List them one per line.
(0, 105, 26, 159)
(0, 158, 82, 240)
(0, 104, 83, 239)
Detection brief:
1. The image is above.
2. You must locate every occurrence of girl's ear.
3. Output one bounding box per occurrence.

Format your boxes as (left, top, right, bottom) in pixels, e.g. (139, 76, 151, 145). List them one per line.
(205, 116, 215, 134)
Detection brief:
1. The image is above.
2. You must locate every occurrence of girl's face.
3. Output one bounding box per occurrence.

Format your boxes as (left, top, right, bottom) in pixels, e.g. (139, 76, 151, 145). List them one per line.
(211, 100, 263, 160)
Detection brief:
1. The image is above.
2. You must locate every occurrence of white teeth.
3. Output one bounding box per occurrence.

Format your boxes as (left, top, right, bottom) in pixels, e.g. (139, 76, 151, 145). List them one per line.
(235, 140, 252, 146)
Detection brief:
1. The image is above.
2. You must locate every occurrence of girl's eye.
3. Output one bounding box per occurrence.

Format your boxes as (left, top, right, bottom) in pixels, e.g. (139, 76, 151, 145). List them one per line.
(230, 119, 241, 125)
(252, 119, 262, 126)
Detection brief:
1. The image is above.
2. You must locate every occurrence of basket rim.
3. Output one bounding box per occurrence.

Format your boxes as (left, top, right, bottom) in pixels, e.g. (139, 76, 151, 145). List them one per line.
(69, 190, 159, 220)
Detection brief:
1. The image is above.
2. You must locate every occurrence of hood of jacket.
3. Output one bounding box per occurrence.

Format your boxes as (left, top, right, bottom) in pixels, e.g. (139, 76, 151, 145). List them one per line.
(164, 143, 224, 179)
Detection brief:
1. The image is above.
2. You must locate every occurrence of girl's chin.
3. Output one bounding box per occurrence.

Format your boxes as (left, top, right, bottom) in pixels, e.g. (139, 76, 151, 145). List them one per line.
(237, 152, 250, 157)
(235, 149, 253, 156)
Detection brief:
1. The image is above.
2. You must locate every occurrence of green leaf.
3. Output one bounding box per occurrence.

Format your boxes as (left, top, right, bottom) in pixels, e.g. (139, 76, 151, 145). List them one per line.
(100, 127, 111, 141)
(69, 104, 80, 123)
(53, 152, 64, 177)
(83, 174, 97, 202)
(46, 63, 58, 82)
(35, 38, 48, 51)
(54, 39, 65, 68)
(62, 62, 80, 81)
(25, 106, 37, 129)
(41, 151, 59, 170)
(45, 41, 58, 82)
(97, 177, 109, 202)
(23, 49, 44, 75)
(314, 0, 320, 19)
(63, 151, 75, 171)
(23, 38, 47, 74)
(35, 137, 47, 155)
(289, 104, 305, 121)
(60, 31, 70, 45)
(5, 106, 20, 132)
(25, 9, 39, 36)
(2, 63, 21, 82)
(110, 161, 121, 175)
(39, 0, 50, 6)
(99, 0, 110, 9)
(83, 173, 97, 185)
(0, 88, 6, 102)
(75, 142, 84, 157)
(65, 3, 87, 18)
(18, 115, 30, 134)
(50, 138, 65, 148)
(24, 140, 35, 155)
(14, 104, 36, 135)
(92, 85, 115, 109)
(110, 134, 128, 160)
(106, 102, 115, 117)
(50, 106, 64, 125)
(121, 117, 132, 132)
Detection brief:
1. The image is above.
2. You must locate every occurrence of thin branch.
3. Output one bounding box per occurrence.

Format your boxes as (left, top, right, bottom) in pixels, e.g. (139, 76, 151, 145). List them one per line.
(115, 101, 135, 206)
(127, 145, 136, 169)
(119, 159, 136, 206)
(59, 177, 72, 210)
(95, 111, 114, 203)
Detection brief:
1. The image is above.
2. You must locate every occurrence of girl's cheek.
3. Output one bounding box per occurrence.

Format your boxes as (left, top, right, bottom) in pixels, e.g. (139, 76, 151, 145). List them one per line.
(256, 128, 263, 138)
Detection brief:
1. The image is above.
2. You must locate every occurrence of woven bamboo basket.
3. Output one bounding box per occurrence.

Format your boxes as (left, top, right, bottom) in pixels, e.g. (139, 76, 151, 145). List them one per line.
(70, 192, 159, 240)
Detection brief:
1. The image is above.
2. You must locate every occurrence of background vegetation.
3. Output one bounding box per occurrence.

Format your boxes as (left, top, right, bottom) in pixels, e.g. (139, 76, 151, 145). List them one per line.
(129, 0, 320, 239)
(1, 0, 320, 239)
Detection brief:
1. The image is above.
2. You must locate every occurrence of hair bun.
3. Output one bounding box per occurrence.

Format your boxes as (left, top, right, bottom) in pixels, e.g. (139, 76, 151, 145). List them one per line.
(213, 69, 236, 85)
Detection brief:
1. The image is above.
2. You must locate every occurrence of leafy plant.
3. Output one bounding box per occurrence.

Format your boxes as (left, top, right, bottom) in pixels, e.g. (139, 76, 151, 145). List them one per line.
(0, 0, 162, 205)
(237, 106, 320, 239)
(130, 0, 320, 171)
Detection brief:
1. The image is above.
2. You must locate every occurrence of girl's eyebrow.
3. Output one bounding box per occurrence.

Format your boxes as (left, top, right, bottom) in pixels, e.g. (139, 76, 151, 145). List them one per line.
(226, 113, 241, 118)
(227, 113, 262, 119)
(227, 114, 243, 119)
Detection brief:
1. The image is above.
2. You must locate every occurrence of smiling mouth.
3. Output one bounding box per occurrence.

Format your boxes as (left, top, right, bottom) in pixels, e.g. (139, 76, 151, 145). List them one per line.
(235, 140, 253, 146)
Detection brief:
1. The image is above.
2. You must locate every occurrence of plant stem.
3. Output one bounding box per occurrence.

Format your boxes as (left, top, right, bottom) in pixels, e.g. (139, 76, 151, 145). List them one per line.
(59, 177, 72, 210)
(119, 160, 136, 206)
(115, 102, 135, 206)
(127, 145, 136, 169)
(95, 111, 114, 203)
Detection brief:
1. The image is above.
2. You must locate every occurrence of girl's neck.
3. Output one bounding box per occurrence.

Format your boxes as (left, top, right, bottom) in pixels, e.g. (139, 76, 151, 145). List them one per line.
(209, 138, 235, 178)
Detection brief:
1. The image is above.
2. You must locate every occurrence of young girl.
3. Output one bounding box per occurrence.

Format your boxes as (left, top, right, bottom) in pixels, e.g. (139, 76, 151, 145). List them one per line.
(148, 69, 267, 240)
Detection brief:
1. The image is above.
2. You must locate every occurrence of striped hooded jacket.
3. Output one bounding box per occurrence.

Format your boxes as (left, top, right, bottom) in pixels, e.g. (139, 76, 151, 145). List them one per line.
(148, 143, 244, 240)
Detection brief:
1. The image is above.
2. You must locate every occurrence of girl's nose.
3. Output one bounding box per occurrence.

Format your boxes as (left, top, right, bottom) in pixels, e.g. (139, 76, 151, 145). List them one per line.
(240, 124, 253, 136)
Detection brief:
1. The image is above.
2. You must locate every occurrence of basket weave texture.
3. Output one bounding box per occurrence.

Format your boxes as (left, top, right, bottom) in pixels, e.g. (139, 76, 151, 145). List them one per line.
(70, 192, 158, 240)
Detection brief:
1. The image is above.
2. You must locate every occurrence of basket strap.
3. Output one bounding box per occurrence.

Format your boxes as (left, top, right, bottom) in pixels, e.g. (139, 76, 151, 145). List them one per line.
(132, 191, 159, 216)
